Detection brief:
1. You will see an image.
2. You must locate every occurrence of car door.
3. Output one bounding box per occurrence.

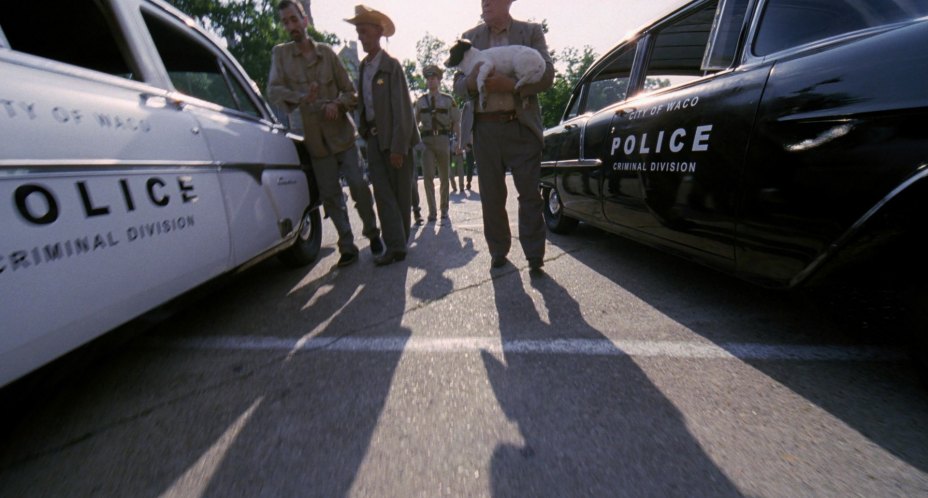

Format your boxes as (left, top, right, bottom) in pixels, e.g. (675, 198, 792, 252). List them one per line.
(545, 44, 638, 226)
(605, 0, 764, 265)
(0, 0, 230, 386)
(140, 6, 309, 267)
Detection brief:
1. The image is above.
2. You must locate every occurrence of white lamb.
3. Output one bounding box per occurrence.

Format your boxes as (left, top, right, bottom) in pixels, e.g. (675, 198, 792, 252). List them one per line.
(444, 39, 546, 110)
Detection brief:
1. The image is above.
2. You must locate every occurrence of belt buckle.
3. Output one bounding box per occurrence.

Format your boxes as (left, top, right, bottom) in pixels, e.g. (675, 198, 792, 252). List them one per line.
(370, 126, 378, 136)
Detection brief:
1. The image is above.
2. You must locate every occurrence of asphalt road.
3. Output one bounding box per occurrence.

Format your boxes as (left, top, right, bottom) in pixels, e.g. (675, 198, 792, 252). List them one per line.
(2, 176, 927, 497)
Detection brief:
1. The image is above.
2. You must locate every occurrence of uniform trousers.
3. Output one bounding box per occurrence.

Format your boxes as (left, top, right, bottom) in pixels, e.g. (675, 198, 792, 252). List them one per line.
(312, 146, 379, 254)
(421, 134, 451, 217)
(366, 134, 413, 253)
(473, 119, 545, 261)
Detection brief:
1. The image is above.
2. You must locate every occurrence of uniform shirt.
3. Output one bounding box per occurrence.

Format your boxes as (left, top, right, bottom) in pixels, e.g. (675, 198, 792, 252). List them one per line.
(267, 39, 358, 158)
(415, 92, 459, 134)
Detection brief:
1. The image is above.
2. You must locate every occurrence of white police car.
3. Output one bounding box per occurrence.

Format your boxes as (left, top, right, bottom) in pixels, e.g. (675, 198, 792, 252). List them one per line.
(0, 0, 322, 386)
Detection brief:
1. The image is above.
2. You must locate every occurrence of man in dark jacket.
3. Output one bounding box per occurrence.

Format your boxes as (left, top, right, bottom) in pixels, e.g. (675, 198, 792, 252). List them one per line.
(346, 5, 420, 266)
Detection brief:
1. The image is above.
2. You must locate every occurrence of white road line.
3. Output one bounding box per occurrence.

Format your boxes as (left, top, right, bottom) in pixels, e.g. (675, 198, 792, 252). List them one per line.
(162, 336, 905, 362)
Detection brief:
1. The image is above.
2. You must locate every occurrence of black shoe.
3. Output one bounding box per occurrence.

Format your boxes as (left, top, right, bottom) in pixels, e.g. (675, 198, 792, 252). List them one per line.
(466, 183, 471, 190)
(491, 255, 508, 269)
(427, 215, 437, 222)
(369, 237, 384, 255)
(374, 251, 406, 266)
(528, 257, 544, 272)
(336, 252, 358, 267)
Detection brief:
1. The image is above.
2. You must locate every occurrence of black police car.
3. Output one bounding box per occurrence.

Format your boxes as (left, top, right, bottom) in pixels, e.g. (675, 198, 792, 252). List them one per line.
(542, 0, 928, 358)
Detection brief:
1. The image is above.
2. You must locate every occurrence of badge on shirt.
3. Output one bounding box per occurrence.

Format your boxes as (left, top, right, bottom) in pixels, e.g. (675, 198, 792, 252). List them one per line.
(377, 78, 384, 85)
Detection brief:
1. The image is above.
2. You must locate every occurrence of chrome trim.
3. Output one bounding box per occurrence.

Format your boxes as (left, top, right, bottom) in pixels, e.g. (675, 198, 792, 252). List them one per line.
(789, 164, 928, 287)
(0, 160, 304, 178)
(554, 159, 603, 168)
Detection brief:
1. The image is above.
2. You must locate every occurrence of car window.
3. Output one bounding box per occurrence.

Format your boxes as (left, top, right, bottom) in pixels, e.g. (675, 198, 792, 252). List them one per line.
(586, 47, 636, 114)
(142, 11, 261, 118)
(702, 0, 752, 70)
(0, 1, 135, 79)
(754, 0, 928, 56)
(563, 87, 585, 121)
(641, 1, 720, 95)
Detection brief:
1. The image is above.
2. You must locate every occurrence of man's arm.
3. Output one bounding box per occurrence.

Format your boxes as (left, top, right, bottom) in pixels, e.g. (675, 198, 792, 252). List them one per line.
(267, 46, 303, 113)
(451, 101, 461, 140)
(330, 50, 358, 113)
(389, 60, 414, 158)
(516, 23, 555, 97)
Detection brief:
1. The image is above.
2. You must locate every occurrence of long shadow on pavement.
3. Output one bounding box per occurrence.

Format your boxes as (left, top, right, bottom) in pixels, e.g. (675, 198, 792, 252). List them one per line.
(482, 270, 743, 496)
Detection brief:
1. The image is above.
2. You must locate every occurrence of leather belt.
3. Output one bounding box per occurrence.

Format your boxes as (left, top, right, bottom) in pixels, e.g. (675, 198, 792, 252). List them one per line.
(421, 129, 448, 137)
(475, 110, 517, 123)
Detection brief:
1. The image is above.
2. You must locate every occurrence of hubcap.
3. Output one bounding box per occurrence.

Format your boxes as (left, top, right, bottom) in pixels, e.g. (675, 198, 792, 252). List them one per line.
(299, 211, 314, 240)
(548, 189, 561, 216)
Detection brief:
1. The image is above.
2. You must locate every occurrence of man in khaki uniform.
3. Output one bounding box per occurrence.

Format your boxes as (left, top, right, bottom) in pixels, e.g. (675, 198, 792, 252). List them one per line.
(415, 65, 460, 222)
(268, 0, 382, 267)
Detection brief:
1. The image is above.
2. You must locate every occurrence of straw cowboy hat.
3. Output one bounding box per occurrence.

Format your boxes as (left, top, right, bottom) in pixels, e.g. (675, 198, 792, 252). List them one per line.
(344, 5, 395, 37)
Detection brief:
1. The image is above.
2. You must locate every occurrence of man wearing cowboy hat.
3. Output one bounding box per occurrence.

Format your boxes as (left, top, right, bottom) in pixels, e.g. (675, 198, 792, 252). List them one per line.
(415, 65, 460, 223)
(268, 0, 382, 268)
(346, 5, 420, 266)
(452, 0, 554, 272)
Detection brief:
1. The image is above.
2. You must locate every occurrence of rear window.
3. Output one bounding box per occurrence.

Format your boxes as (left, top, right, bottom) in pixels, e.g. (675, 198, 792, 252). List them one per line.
(0, 1, 135, 78)
(754, 0, 928, 56)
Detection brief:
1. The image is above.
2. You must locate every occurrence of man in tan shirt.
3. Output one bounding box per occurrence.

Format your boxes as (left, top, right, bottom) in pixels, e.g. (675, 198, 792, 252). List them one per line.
(268, 0, 381, 267)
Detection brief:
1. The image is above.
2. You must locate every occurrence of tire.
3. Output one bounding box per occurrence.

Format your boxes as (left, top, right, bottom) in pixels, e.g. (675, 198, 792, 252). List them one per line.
(542, 185, 579, 234)
(279, 207, 322, 267)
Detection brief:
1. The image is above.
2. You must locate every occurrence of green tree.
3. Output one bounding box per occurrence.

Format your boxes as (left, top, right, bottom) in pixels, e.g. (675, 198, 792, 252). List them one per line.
(167, 0, 338, 94)
(403, 59, 425, 95)
(539, 45, 597, 128)
(411, 33, 453, 94)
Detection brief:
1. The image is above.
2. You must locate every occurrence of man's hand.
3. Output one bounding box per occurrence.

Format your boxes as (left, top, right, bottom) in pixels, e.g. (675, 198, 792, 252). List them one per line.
(322, 102, 339, 120)
(465, 62, 484, 92)
(466, 62, 516, 94)
(484, 73, 516, 93)
(390, 152, 404, 169)
(302, 81, 319, 104)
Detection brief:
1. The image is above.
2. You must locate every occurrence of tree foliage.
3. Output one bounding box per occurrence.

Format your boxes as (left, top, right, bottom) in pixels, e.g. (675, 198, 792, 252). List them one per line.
(167, 0, 338, 94)
(540, 45, 598, 128)
(408, 33, 453, 94)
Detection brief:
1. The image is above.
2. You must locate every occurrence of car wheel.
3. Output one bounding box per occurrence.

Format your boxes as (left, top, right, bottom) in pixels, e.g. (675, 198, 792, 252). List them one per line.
(279, 207, 322, 267)
(543, 186, 579, 234)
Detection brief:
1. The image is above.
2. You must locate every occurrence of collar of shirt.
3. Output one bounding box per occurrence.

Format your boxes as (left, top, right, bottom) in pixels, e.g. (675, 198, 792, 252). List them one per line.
(291, 38, 317, 57)
(488, 19, 512, 48)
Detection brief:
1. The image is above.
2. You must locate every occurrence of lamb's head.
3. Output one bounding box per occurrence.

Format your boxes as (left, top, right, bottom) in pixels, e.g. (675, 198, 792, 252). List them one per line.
(444, 39, 481, 75)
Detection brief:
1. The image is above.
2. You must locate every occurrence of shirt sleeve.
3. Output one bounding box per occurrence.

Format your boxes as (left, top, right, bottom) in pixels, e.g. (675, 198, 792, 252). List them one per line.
(390, 59, 415, 155)
(330, 50, 358, 113)
(267, 46, 303, 113)
(516, 23, 555, 97)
